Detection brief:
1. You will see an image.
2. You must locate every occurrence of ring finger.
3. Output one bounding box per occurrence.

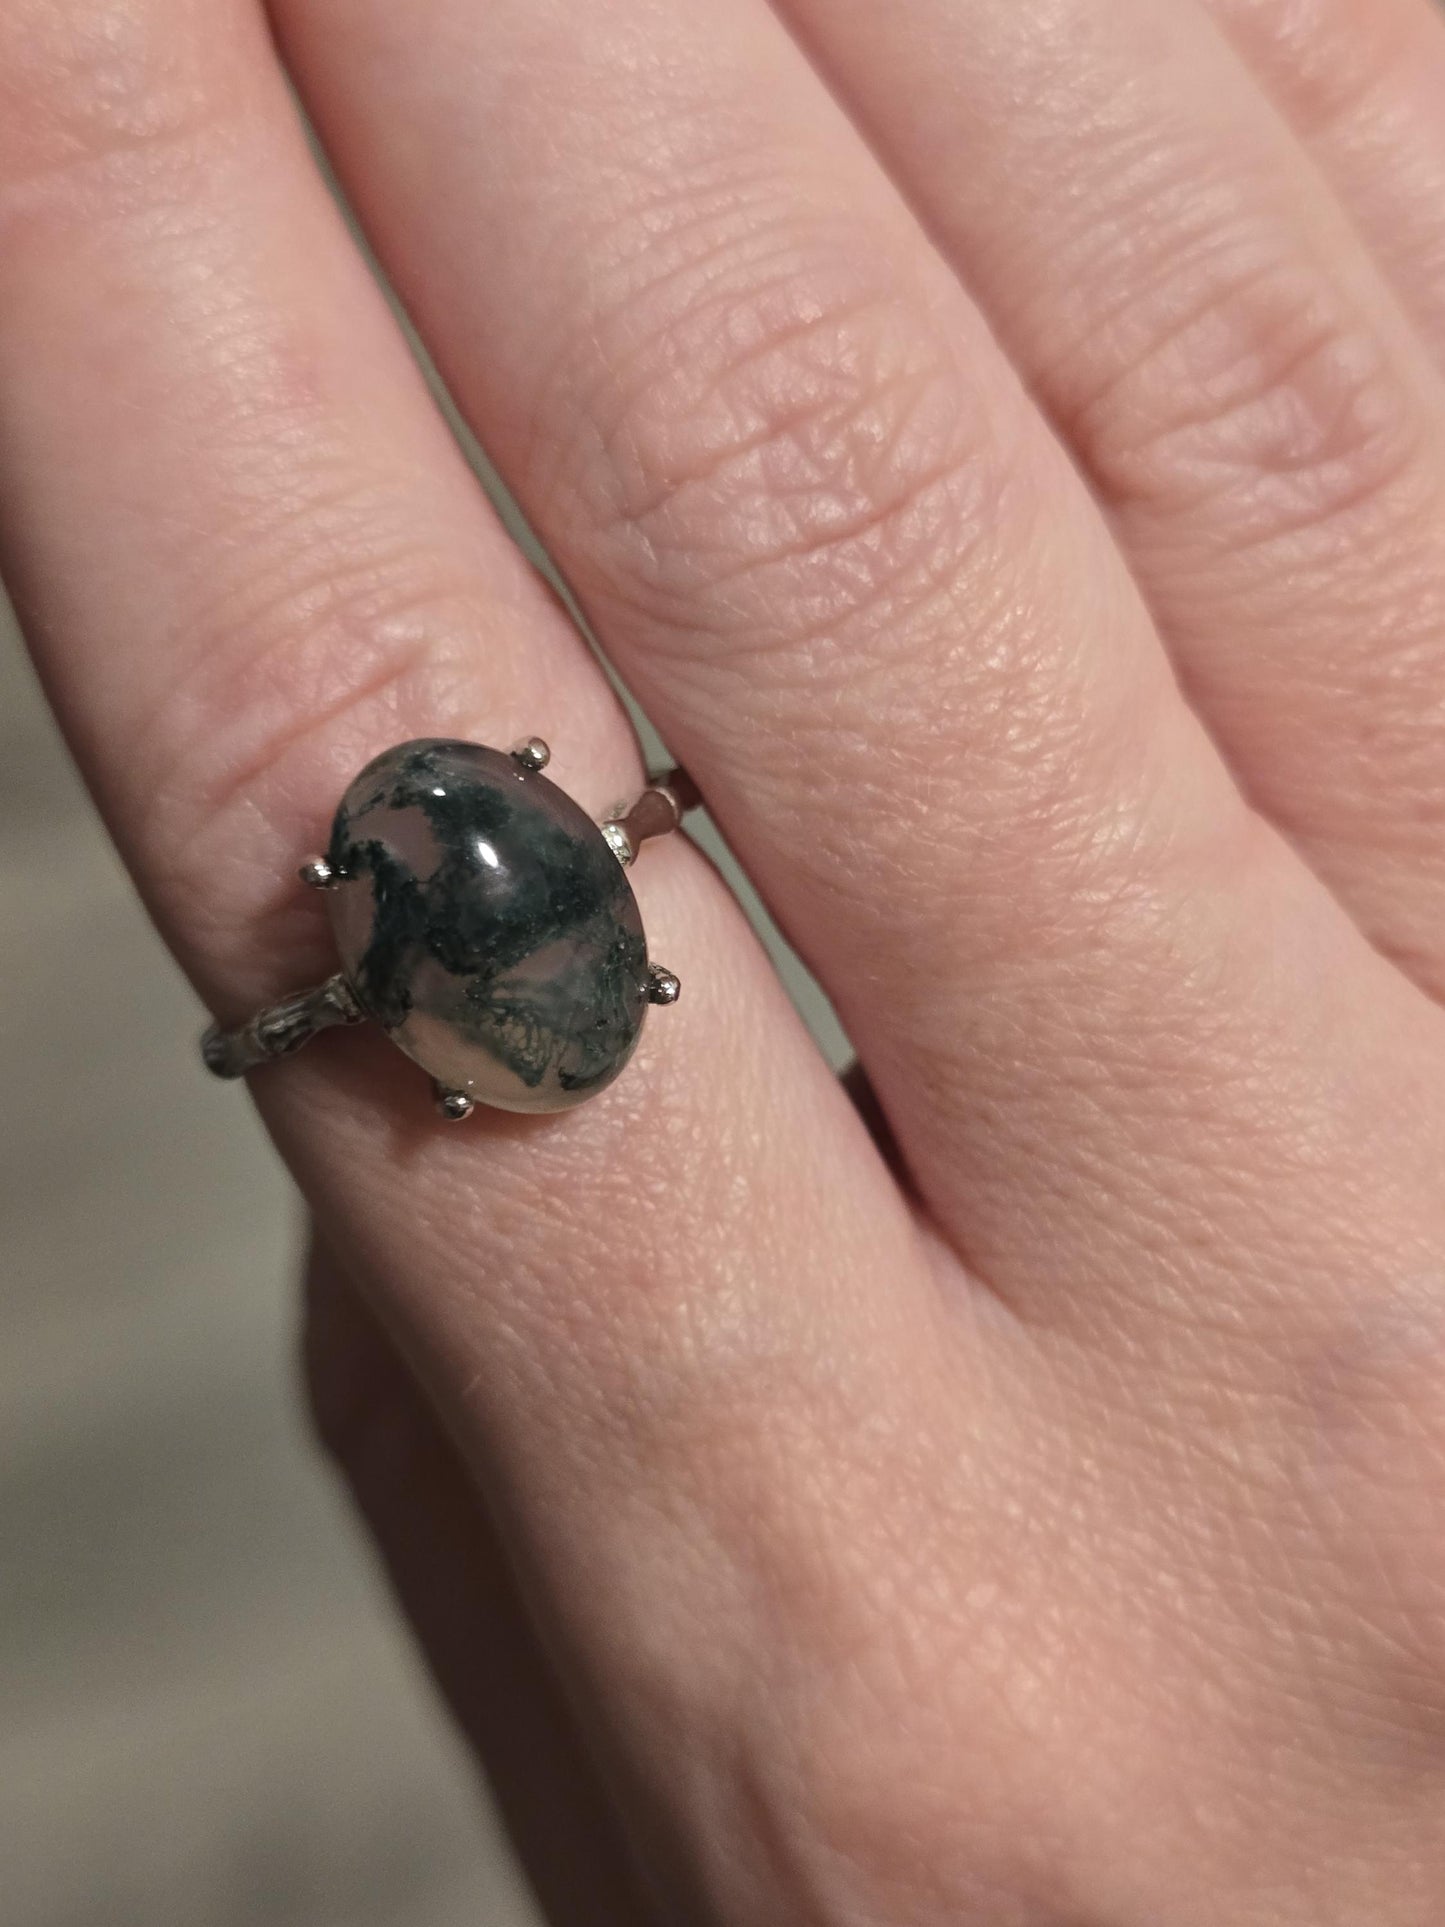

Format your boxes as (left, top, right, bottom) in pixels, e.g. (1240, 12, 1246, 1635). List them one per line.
(0, 9, 1029, 1917)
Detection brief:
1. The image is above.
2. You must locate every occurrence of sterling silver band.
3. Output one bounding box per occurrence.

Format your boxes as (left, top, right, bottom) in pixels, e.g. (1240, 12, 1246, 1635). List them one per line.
(200, 748, 695, 1115)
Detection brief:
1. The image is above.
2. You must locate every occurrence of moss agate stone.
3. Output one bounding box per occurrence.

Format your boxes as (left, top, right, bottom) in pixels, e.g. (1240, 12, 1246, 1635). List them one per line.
(326, 739, 650, 1113)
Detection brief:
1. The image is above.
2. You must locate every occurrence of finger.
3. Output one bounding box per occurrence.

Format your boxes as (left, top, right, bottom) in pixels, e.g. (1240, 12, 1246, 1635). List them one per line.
(751, 0, 1445, 1001)
(1205, 0, 1445, 362)
(0, 0, 638, 1010)
(0, 12, 1023, 1918)
(257, 0, 1410, 1313)
(303, 1236, 661, 1927)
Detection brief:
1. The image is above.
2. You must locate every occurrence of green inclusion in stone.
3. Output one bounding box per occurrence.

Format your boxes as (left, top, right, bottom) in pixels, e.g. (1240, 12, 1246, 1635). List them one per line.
(326, 739, 650, 1114)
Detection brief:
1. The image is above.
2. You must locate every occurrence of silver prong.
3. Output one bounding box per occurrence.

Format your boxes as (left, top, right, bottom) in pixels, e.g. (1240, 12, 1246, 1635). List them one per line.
(298, 855, 337, 890)
(511, 736, 551, 773)
(435, 1084, 476, 1121)
(601, 820, 634, 866)
(646, 965, 681, 1007)
(601, 767, 698, 867)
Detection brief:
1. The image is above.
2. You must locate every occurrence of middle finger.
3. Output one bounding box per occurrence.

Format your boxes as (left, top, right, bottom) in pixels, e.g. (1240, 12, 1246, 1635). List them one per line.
(266, 0, 1427, 1324)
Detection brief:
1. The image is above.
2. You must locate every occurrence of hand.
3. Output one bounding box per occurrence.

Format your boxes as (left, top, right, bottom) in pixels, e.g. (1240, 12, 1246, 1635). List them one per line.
(8, 0, 1445, 1918)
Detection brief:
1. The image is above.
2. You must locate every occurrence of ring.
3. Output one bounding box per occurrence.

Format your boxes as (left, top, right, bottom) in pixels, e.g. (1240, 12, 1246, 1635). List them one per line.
(201, 736, 694, 1120)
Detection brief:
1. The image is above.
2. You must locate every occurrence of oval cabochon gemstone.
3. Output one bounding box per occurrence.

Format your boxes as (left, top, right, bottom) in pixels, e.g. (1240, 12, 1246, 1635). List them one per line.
(326, 740, 650, 1113)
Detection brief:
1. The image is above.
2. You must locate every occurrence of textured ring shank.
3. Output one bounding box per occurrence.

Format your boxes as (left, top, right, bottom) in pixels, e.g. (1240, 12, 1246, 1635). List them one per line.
(201, 972, 364, 1079)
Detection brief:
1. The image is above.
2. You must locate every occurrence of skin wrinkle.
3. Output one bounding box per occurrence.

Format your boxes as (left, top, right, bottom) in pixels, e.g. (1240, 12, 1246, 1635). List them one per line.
(757, 0, 1445, 1033)
(1208, 0, 1429, 141)
(1101, 294, 1430, 564)
(1224, 2, 1445, 392)
(151, 567, 497, 834)
(541, 259, 1006, 646)
(499, 180, 1229, 1071)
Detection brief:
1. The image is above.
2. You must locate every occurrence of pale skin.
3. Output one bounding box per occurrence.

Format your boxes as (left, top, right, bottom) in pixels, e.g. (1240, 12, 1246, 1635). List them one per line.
(9, 0, 1445, 1916)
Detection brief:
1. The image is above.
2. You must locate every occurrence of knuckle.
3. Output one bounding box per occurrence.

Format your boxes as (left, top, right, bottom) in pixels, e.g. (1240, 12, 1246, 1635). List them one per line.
(1077, 240, 1423, 555)
(137, 512, 493, 957)
(528, 180, 1162, 970)
(536, 212, 1010, 660)
(0, 0, 250, 220)
(1228, 0, 1422, 144)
